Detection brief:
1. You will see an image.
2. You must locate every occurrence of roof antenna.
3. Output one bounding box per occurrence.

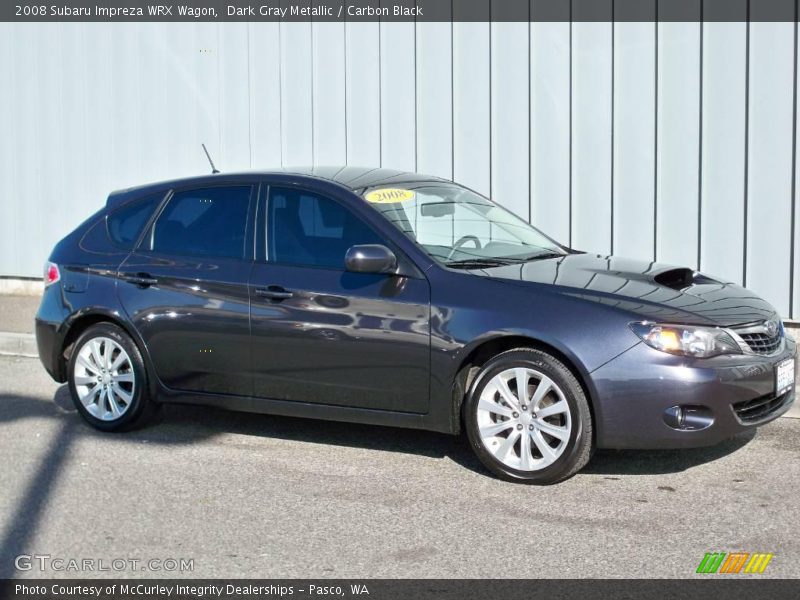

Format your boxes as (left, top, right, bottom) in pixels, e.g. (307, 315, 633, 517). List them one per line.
(201, 143, 220, 174)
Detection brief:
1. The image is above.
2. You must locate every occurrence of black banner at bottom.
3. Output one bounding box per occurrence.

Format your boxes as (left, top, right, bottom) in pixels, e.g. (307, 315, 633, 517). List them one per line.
(2, 579, 800, 600)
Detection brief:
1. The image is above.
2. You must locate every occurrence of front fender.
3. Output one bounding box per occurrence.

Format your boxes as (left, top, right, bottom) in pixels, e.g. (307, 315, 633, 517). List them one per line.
(426, 271, 641, 435)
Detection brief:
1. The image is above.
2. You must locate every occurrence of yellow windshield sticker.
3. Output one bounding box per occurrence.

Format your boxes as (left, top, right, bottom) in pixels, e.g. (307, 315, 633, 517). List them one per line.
(364, 188, 415, 204)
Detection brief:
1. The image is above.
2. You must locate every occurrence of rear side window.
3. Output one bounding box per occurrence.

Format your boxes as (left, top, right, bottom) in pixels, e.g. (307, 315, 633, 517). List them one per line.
(268, 187, 383, 269)
(106, 194, 162, 249)
(151, 186, 251, 259)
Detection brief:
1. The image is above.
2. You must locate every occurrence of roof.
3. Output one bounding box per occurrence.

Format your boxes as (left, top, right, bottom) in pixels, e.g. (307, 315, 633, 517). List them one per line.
(106, 166, 450, 209)
(278, 166, 450, 190)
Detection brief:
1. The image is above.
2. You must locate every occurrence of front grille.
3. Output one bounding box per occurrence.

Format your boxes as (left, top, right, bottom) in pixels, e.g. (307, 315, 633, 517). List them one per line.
(733, 391, 792, 424)
(738, 332, 782, 355)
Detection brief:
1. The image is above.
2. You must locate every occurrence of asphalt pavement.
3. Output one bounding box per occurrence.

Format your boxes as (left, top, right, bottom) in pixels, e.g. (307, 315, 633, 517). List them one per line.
(0, 294, 37, 334)
(0, 355, 798, 579)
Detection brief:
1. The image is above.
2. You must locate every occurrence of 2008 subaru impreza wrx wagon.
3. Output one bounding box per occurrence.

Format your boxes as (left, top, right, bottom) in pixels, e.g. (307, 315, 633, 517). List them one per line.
(36, 167, 797, 484)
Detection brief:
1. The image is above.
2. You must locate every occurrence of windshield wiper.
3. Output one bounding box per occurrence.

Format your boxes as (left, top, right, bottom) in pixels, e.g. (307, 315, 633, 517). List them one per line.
(515, 251, 565, 262)
(445, 252, 566, 269)
(444, 257, 517, 269)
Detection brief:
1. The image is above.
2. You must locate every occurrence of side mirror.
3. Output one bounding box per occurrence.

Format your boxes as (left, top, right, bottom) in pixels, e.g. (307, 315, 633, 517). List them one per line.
(345, 244, 398, 275)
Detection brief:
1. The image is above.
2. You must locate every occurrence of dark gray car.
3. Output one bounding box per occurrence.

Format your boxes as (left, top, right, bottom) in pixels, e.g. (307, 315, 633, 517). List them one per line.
(35, 167, 797, 484)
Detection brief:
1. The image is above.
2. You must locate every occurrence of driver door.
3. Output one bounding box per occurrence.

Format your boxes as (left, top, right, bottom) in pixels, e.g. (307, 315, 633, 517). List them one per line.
(249, 185, 431, 413)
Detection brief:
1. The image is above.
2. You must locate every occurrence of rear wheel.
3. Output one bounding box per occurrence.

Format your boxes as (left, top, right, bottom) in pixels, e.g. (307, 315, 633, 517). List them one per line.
(464, 348, 593, 484)
(67, 322, 156, 431)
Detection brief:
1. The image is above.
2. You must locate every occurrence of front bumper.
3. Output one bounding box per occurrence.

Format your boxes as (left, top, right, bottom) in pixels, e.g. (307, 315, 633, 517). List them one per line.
(591, 336, 796, 449)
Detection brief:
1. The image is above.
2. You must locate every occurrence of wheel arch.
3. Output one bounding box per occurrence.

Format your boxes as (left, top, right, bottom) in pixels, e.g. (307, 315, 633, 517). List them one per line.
(57, 310, 154, 394)
(451, 334, 600, 440)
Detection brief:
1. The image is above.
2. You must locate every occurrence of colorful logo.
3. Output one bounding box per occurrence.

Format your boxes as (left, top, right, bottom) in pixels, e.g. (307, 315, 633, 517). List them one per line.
(696, 552, 774, 574)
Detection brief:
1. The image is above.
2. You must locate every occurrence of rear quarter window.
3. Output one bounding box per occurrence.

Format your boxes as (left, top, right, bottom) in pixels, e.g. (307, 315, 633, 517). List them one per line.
(106, 194, 163, 249)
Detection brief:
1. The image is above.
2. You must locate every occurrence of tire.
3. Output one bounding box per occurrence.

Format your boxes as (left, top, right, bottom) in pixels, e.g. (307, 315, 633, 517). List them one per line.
(67, 322, 157, 432)
(464, 348, 593, 484)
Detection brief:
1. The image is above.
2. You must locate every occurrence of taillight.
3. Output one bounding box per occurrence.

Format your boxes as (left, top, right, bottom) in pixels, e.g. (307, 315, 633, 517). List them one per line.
(44, 261, 60, 287)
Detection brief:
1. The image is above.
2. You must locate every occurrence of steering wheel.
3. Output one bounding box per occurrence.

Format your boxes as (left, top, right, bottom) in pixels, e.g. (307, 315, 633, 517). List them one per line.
(446, 235, 482, 260)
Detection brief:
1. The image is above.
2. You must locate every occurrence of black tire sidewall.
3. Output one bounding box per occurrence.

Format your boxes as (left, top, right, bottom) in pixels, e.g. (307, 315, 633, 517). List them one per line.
(464, 350, 591, 484)
(67, 323, 149, 432)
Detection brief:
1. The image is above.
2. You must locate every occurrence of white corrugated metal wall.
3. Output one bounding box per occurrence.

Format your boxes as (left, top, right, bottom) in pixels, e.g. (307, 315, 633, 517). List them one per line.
(1, 19, 799, 318)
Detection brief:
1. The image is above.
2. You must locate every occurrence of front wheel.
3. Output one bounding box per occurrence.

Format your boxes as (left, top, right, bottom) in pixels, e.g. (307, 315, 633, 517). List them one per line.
(67, 322, 157, 431)
(464, 348, 593, 484)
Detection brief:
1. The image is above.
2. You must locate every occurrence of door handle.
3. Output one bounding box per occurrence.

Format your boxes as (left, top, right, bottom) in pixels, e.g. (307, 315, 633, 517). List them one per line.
(122, 273, 158, 288)
(255, 286, 294, 301)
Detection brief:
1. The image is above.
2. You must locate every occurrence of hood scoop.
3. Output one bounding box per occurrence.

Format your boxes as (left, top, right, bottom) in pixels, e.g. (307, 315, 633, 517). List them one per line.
(653, 268, 719, 290)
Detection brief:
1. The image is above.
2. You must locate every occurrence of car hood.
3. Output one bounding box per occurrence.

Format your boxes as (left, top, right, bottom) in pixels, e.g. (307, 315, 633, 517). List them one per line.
(469, 253, 777, 327)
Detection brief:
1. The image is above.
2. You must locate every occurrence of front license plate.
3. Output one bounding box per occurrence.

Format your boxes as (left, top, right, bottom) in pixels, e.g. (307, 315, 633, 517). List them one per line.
(776, 358, 795, 396)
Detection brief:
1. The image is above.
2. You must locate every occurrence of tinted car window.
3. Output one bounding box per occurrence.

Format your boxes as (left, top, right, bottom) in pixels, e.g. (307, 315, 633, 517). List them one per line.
(106, 194, 162, 248)
(151, 186, 251, 259)
(268, 187, 383, 269)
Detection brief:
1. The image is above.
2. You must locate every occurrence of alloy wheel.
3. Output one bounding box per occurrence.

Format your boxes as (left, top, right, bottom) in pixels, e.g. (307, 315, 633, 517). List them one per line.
(476, 367, 572, 471)
(73, 336, 136, 421)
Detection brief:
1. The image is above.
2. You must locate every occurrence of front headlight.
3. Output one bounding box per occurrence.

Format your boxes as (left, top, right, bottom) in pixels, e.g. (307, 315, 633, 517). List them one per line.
(629, 322, 742, 358)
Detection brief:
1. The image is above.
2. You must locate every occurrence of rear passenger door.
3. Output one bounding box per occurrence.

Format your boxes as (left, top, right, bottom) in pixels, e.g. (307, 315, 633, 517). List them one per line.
(117, 183, 256, 396)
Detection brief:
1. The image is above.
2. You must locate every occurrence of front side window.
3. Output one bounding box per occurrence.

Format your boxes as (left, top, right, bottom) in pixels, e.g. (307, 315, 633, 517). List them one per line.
(268, 187, 383, 269)
(363, 183, 566, 266)
(151, 186, 251, 259)
(107, 193, 163, 248)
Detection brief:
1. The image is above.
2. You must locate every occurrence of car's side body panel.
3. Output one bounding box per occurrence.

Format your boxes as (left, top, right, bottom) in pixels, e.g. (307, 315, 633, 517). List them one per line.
(113, 181, 259, 397)
(249, 262, 432, 413)
(36, 206, 133, 382)
(247, 177, 433, 414)
(423, 268, 644, 439)
(116, 252, 254, 397)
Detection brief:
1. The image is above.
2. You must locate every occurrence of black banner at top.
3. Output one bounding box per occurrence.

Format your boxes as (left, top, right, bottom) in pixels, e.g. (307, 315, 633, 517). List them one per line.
(2, 0, 799, 23)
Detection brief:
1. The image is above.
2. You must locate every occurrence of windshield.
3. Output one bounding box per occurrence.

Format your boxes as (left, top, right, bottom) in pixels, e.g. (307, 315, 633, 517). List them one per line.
(362, 182, 566, 267)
